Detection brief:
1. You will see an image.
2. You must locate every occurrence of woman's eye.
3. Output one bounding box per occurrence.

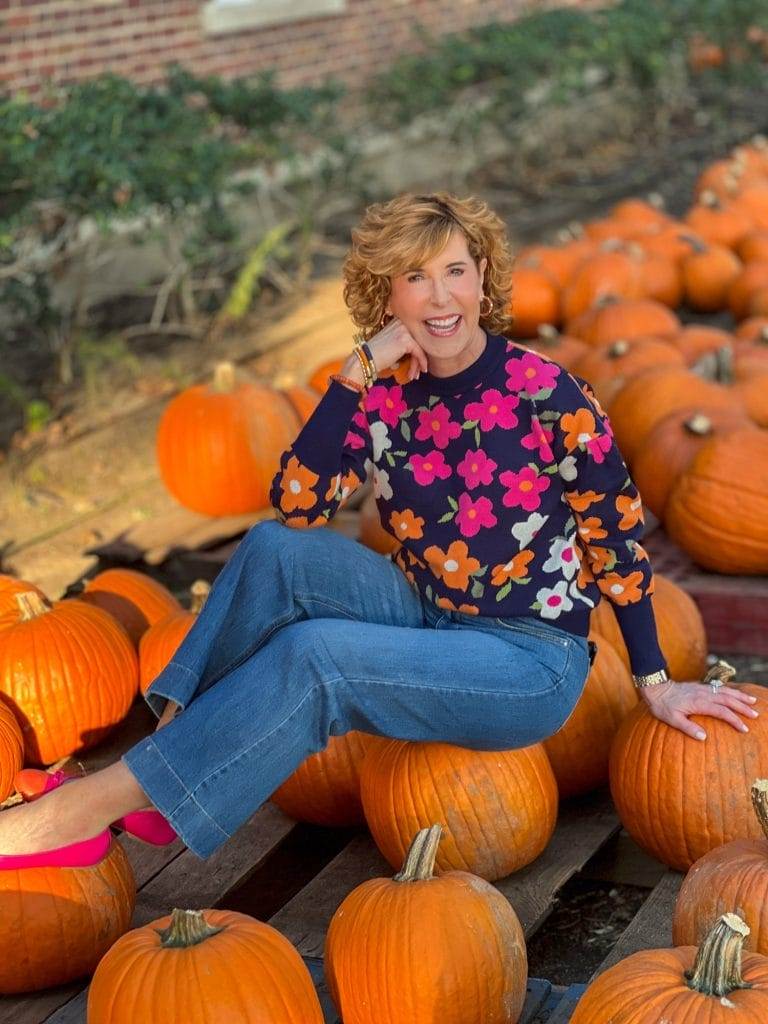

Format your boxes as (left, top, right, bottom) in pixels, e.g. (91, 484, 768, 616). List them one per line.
(450, 268, 464, 276)
(407, 274, 423, 283)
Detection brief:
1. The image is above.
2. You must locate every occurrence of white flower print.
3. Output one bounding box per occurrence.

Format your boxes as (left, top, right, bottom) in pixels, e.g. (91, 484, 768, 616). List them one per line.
(558, 455, 577, 482)
(535, 580, 574, 620)
(568, 578, 595, 608)
(370, 420, 392, 462)
(543, 535, 579, 580)
(511, 512, 549, 549)
(373, 466, 393, 501)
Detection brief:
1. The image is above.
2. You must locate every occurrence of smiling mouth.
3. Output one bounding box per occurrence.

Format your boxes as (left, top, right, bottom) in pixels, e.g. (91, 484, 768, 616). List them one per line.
(424, 314, 462, 336)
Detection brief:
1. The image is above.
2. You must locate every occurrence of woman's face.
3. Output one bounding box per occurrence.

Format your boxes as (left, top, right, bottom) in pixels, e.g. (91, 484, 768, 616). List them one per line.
(386, 230, 488, 361)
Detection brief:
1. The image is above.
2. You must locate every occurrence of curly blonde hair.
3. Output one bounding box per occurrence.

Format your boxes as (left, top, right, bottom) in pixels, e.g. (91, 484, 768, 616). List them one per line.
(343, 192, 514, 340)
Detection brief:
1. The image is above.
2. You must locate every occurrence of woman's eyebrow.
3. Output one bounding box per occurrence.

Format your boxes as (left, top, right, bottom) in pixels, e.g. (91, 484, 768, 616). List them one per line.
(405, 260, 467, 272)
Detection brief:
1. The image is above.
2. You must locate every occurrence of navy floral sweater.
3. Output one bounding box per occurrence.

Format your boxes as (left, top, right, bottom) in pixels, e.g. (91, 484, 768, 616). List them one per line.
(270, 332, 666, 676)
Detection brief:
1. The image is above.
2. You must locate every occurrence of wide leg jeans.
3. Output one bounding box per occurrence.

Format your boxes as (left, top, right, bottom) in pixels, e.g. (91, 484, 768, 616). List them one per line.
(123, 520, 590, 857)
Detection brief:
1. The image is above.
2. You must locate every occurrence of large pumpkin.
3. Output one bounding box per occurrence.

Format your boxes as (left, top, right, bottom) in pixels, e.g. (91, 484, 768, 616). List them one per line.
(87, 908, 324, 1023)
(0, 592, 137, 764)
(309, 357, 345, 394)
(590, 573, 707, 683)
(570, 914, 768, 1023)
(0, 841, 135, 994)
(138, 580, 208, 694)
(526, 324, 589, 369)
(572, 337, 684, 408)
(360, 739, 557, 881)
(665, 426, 768, 574)
(569, 297, 680, 347)
(543, 635, 636, 799)
(0, 574, 45, 617)
(272, 731, 383, 827)
(673, 780, 768, 954)
(0, 700, 23, 802)
(156, 361, 301, 516)
(631, 407, 748, 518)
(609, 662, 768, 871)
(508, 263, 561, 336)
(80, 568, 182, 648)
(325, 825, 528, 1024)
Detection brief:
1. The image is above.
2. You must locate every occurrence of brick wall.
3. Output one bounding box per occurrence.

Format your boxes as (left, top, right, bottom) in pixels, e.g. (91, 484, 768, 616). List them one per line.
(0, 0, 595, 97)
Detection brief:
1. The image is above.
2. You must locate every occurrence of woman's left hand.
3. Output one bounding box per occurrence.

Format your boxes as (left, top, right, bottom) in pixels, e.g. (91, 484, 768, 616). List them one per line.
(640, 680, 760, 740)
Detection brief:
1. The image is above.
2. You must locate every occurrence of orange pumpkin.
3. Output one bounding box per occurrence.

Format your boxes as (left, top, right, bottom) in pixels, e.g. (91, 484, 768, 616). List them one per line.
(508, 264, 561, 336)
(0, 592, 137, 764)
(87, 908, 324, 1023)
(673, 325, 735, 365)
(728, 261, 768, 319)
(325, 825, 528, 1024)
(81, 568, 182, 648)
(680, 239, 742, 312)
(282, 384, 320, 425)
(607, 366, 738, 466)
(360, 738, 557, 881)
(736, 229, 768, 263)
(525, 324, 589, 369)
(590, 574, 708, 683)
(0, 841, 135, 994)
(734, 317, 768, 342)
(665, 426, 768, 574)
(609, 663, 768, 871)
(610, 195, 670, 229)
(570, 914, 768, 1023)
(561, 249, 645, 323)
(543, 635, 636, 799)
(635, 247, 683, 308)
(156, 361, 301, 516)
(632, 407, 749, 518)
(684, 191, 753, 249)
(272, 731, 383, 826)
(672, 780, 768, 955)
(139, 580, 209, 694)
(0, 701, 23, 802)
(514, 240, 594, 289)
(309, 358, 345, 394)
(359, 491, 399, 556)
(567, 297, 680, 347)
(572, 337, 684, 408)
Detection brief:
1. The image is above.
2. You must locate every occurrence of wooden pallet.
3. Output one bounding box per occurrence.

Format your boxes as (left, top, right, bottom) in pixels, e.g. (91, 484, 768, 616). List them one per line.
(1, 695, 638, 1024)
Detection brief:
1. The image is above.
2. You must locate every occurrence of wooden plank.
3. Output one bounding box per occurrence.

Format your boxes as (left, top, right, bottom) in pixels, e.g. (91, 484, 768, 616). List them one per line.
(590, 869, 683, 980)
(579, 828, 667, 889)
(545, 984, 587, 1024)
(273, 792, 619, 958)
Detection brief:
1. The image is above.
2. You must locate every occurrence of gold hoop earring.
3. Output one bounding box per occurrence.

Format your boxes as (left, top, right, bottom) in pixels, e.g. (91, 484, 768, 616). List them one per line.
(480, 295, 493, 317)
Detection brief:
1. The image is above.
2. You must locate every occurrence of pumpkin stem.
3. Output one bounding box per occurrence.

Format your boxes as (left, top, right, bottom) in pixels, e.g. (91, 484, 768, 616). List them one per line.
(685, 913, 752, 997)
(15, 591, 52, 621)
(751, 780, 768, 842)
(683, 414, 713, 436)
(758, 327, 768, 345)
(537, 324, 559, 344)
(608, 340, 630, 358)
(189, 580, 210, 614)
(713, 345, 734, 385)
(212, 362, 236, 394)
(393, 825, 442, 883)
(699, 190, 722, 209)
(156, 908, 224, 948)
(703, 659, 737, 687)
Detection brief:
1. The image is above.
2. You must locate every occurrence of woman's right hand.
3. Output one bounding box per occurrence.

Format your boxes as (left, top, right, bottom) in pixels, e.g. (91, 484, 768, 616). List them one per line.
(342, 317, 429, 384)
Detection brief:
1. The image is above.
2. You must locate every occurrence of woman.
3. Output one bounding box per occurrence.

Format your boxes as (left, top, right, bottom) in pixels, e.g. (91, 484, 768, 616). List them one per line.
(0, 192, 758, 866)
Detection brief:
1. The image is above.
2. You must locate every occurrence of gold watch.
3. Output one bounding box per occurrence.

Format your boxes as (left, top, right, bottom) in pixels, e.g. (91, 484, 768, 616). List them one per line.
(632, 668, 670, 689)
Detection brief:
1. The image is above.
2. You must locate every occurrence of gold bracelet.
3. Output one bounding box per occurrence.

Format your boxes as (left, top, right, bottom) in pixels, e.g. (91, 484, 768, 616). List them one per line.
(352, 346, 373, 388)
(353, 334, 376, 384)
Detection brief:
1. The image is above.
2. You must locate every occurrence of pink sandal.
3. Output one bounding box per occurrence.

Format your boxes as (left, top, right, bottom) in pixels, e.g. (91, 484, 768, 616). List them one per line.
(14, 769, 177, 847)
(0, 830, 113, 871)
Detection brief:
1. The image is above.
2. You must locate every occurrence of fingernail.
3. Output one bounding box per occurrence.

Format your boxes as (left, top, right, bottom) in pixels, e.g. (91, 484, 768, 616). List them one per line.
(751, 710, 760, 716)
(696, 731, 706, 740)
(742, 725, 750, 733)
(748, 696, 758, 702)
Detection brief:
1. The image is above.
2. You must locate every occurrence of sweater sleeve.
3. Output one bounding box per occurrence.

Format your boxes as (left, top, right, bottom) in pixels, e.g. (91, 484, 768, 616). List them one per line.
(270, 379, 371, 527)
(550, 373, 667, 677)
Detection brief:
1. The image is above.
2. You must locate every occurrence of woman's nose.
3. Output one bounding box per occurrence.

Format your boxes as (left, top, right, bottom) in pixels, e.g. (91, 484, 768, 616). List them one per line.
(429, 278, 451, 305)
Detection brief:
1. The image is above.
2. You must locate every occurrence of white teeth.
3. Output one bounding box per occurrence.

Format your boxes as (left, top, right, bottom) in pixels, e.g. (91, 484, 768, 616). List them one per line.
(426, 315, 460, 327)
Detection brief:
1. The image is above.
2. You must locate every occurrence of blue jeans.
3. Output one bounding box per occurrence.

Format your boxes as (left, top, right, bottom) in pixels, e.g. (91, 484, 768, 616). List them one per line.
(123, 520, 590, 858)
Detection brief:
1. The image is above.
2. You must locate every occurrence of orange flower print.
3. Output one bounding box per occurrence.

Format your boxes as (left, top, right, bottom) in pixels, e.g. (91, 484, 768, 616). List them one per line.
(436, 596, 480, 615)
(575, 513, 608, 543)
(423, 541, 480, 592)
(283, 514, 327, 530)
(586, 545, 616, 574)
(491, 549, 534, 586)
(576, 558, 594, 590)
(280, 456, 320, 512)
(632, 541, 649, 562)
(565, 488, 606, 512)
(598, 571, 645, 605)
(581, 381, 608, 419)
(616, 493, 644, 530)
(389, 507, 425, 541)
(560, 408, 597, 453)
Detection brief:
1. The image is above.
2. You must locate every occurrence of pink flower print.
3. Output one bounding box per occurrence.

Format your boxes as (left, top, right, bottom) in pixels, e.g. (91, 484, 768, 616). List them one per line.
(457, 448, 498, 489)
(585, 432, 613, 464)
(500, 465, 551, 512)
(455, 493, 498, 538)
(366, 383, 408, 428)
(409, 450, 453, 486)
(463, 388, 519, 431)
(505, 352, 560, 396)
(521, 418, 555, 461)
(343, 429, 366, 450)
(415, 402, 462, 449)
(534, 581, 574, 620)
